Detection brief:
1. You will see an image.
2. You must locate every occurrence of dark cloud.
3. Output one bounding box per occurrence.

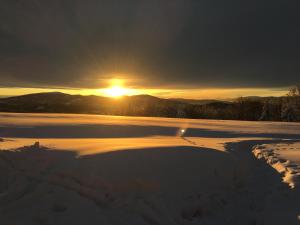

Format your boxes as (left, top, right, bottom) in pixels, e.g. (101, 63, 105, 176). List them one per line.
(0, 0, 299, 89)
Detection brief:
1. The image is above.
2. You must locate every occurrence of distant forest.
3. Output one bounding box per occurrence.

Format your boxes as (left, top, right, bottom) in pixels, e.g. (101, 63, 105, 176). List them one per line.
(180, 85, 300, 122)
(0, 85, 300, 122)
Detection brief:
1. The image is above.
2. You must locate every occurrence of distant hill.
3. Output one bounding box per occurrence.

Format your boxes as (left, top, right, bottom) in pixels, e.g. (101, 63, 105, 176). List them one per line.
(172, 96, 283, 105)
(0, 95, 12, 98)
(169, 98, 230, 105)
(226, 96, 282, 103)
(0, 92, 292, 121)
(0, 92, 183, 117)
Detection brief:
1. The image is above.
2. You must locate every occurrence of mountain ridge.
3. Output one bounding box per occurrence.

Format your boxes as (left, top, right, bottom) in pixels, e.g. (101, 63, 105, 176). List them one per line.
(0, 92, 289, 121)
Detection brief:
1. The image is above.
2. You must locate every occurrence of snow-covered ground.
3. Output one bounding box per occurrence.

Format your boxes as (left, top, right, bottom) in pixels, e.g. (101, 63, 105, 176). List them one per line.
(253, 142, 300, 189)
(0, 112, 300, 225)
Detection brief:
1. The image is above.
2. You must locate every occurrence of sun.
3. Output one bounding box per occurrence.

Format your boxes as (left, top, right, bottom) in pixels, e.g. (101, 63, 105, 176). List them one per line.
(100, 78, 140, 98)
(104, 85, 127, 98)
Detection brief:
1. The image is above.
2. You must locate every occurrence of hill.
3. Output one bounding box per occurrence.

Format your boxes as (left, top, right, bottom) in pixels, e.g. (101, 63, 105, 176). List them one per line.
(169, 98, 230, 105)
(0, 92, 297, 122)
(0, 92, 183, 117)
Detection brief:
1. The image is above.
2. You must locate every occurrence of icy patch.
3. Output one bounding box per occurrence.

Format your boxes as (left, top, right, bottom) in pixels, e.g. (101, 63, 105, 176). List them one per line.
(253, 144, 300, 189)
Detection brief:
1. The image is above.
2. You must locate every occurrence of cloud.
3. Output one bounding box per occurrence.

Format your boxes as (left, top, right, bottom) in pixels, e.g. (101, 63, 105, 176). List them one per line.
(0, 0, 299, 89)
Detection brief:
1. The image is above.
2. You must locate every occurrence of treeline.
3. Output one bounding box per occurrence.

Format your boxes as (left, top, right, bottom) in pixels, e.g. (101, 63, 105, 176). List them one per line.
(0, 86, 299, 122)
(178, 85, 300, 122)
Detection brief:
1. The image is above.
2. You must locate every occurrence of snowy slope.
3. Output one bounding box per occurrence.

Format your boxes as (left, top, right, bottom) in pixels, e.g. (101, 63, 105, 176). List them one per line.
(0, 113, 300, 225)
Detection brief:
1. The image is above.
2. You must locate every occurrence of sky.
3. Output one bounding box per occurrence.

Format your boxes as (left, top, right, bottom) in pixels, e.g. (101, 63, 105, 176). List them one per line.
(0, 0, 299, 99)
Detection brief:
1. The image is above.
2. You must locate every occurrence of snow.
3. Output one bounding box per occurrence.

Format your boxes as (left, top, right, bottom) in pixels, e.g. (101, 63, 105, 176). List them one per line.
(253, 142, 300, 189)
(0, 112, 300, 225)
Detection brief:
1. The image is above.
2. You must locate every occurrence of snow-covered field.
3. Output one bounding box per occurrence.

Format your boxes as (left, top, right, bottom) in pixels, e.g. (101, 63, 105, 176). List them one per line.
(0, 112, 300, 225)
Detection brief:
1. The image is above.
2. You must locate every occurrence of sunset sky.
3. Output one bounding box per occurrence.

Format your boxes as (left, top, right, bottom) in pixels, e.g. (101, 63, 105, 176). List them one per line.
(0, 0, 299, 99)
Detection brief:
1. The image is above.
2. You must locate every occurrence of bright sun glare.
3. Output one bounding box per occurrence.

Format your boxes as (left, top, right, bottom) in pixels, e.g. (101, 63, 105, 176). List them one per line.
(101, 78, 141, 98)
(104, 79, 128, 98)
(105, 85, 127, 98)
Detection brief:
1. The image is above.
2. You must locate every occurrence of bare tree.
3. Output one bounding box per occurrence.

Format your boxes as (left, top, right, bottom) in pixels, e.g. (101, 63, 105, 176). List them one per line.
(281, 85, 300, 122)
